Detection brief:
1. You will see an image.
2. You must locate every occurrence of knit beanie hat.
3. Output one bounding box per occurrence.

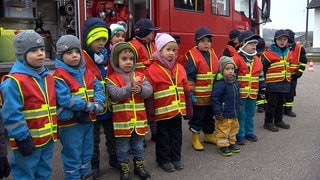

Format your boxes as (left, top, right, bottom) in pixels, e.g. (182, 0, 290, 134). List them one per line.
(110, 23, 126, 37)
(195, 27, 213, 43)
(56, 35, 82, 60)
(13, 31, 45, 62)
(83, 17, 110, 47)
(134, 18, 160, 38)
(111, 42, 137, 67)
(155, 33, 176, 51)
(219, 56, 236, 73)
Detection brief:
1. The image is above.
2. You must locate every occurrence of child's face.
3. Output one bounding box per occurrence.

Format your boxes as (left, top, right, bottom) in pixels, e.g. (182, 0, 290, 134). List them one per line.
(159, 42, 178, 61)
(62, 49, 81, 67)
(118, 49, 134, 73)
(90, 37, 107, 53)
(197, 37, 212, 51)
(243, 41, 257, 54)
(276, 36, 288, 48)
(26, 47, 46, 67)
(223, 63, 235, 78)
(111, 31, 125, 45)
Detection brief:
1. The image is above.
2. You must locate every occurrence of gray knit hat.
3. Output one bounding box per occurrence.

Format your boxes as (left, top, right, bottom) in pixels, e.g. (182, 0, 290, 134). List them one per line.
(13, 31, 45, 62)
(219, 56, 236, 73)
(56, 35, 82, 60)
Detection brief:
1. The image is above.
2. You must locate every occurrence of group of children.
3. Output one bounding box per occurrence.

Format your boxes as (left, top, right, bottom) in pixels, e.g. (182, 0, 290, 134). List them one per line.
(0, 16, 305, 180)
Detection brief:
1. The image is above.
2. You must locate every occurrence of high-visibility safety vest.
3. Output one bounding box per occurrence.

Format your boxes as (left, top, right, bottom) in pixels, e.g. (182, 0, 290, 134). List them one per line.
(3, 73, 57, 149)
(82, 50, 109, 113)
(263, 50, 292, 83)
(53, 68, 96, 126)
(233, 54, 263, 99)
(187, 47, 219, 104)
(129, 38, 157, 72)
(107, 71, 148, 137)
(225, 45, 238, 57)
(145, 61, 188, 121)
(289, 44, 303, 72)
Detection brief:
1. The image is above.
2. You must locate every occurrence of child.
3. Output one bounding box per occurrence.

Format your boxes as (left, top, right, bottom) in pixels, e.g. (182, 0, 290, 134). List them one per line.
(81, 17, 119, 178)
(185, 27, 219, 151)
(262, 30, 292, 132)
(232, 30, 266, 145)
(222, 29, 241, 57)
(106, 42, 153, 179)
(1, 31, 57, 179)
(53, 35, 105, 179)
(110, 22, 126, 45)
(144, 33, 193, 172)
(212, 56, 241, 156)
(129, 18, 160, 141)
(0, 108, 11, 179)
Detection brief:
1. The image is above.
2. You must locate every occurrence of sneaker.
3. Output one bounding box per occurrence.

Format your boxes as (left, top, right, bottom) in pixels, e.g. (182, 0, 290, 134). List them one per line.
(236, 136, 245, 145)
(245, 134, 258, 142)
(159, 162, 175, 172)
(218, 147, 232, 156)
(275, 121, 290, 129)
(263, 123, 279, 132)
(229, 144, 240, 153)
(172, 160, 184, 170)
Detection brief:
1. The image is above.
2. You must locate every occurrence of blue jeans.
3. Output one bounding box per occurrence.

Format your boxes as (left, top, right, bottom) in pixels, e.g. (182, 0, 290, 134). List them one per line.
(11, 140, 54, 180)
(116, 131, 144, 162)
(237, 98, 256, 138)
(59, 123, 93, 180)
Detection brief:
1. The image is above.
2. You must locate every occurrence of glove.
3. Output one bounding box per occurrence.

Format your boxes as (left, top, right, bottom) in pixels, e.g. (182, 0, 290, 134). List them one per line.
(16, 135, 34, 156)
(291, 71, 303, 79)
(85, 102, 95, 113)
(215, 115, 223, 121)
(258, 88, 266, 99)
(73, 111, 91, 124)
(190, 92, 198, 103)
(93, 102, 104, 114)
(0, 156, 10, 179)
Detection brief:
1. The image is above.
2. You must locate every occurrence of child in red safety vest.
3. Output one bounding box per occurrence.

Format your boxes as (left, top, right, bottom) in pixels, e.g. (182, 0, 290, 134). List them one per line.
(185, 27, 219, 151)
(144, 33, 193, 172)
(129, 18, 160, 141)
(106, 42, 153, 180)
(53, 35, 105, 179)
(1, 31, 57, 179)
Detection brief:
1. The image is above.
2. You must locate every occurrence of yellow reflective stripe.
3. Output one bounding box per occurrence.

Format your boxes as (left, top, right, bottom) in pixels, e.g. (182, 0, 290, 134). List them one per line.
(196, 72, 213, 80)
(153, 86, 176, 99)
(23, 104, 56, 120)
(113, 120, 148, 129)
(195, 85, 212, 92)
(155, 101, 185, 115)
(135, 62, 145, 69)
(240, 88, 258, 94)
(29, 123, 57, 138)
(112, 103, 145, 112)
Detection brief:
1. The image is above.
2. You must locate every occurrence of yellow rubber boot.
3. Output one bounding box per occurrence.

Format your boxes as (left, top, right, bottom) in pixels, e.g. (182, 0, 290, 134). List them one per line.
(192, 133, 204, 151)
(203, 133, 216, 144)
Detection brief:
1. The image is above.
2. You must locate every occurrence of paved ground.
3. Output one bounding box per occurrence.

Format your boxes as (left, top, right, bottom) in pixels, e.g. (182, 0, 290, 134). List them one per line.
(4, 63, 320, 180)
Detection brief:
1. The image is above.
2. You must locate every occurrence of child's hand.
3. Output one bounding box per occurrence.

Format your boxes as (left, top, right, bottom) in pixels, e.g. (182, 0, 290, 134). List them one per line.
(132, 76, 142, 87)
(132, 85, 142, 94)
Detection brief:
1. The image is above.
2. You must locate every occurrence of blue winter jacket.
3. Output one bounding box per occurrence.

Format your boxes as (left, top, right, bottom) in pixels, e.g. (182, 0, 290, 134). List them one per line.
(1, 60, 50, 141)
(211, 75, 241, 118)
(54, 59, 105, 121)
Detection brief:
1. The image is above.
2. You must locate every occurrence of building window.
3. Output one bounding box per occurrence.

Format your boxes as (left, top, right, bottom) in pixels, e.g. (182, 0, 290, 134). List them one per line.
(212, 0, 230, 16)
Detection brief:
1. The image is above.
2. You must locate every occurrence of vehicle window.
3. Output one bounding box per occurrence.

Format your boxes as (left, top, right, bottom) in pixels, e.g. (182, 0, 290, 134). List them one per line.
(174, 0, 204, 12)
(211, 0, 230, 16)
(234, 0, 256, 18)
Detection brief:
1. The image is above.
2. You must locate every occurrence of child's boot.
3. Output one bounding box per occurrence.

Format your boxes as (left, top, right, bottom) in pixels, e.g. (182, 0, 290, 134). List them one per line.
(133, 158, 151, 180)
(192, 133, 204, 151)
(203, 133, 216, 144)
(120, 162, 131, 180)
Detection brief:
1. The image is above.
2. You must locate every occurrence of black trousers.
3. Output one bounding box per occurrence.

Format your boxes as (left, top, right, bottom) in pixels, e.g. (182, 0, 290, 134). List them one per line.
(156, 116, 182, 164)
(284, 79, 298, 105)
(264, 92, 285, 124)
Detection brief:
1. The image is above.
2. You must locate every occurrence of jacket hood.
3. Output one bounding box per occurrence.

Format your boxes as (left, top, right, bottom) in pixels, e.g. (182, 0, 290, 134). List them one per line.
(109, 42, 137, 75)
(9, 60, 49, 79)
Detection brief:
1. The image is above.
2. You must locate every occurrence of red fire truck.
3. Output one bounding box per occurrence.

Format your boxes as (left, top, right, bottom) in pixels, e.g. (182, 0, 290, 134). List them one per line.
(0, 0, 271, 73)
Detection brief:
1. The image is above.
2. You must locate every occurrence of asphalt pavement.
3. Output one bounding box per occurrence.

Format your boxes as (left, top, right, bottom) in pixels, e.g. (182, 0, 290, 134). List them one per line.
(4, 63, 320, 180)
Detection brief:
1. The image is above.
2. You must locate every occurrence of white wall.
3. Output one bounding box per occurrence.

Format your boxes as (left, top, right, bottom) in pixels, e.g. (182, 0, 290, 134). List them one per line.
(313, 8, 320, 48)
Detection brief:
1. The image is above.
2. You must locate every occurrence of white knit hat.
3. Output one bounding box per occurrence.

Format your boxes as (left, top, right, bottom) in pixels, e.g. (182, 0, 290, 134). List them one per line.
(155, 33, 176, 51)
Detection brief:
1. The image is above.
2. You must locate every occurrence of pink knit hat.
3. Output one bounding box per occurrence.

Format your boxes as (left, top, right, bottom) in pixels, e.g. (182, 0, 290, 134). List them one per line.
(155, 33, 176, 51)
